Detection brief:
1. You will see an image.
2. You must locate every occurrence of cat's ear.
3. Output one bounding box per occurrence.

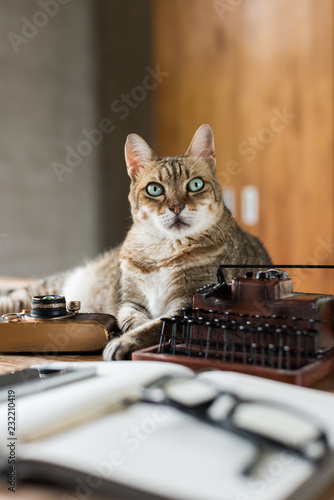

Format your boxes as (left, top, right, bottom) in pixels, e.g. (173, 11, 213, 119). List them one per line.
(185, 124, 216, 169)
(125, 134, 157, 180)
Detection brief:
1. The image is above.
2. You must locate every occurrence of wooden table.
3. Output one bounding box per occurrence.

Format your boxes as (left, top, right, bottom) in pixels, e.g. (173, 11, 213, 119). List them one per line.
(0, 353, 103, 374)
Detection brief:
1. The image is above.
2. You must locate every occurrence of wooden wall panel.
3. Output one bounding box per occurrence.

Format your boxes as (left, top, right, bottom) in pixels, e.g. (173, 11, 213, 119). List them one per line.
(152, 0, 333, 293)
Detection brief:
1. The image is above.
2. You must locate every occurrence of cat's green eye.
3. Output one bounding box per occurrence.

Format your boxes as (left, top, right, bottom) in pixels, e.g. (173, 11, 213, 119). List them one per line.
(187, 177, 204, 192)
(146, 182, 164, 197)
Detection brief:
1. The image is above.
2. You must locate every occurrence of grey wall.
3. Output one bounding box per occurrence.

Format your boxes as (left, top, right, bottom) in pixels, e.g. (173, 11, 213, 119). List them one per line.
(95, 0, 153, 251)
(0, 0, 152, 278)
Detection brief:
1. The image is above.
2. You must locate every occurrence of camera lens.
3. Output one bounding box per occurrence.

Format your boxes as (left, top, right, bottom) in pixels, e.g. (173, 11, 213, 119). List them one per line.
(30, 295, 67, 319)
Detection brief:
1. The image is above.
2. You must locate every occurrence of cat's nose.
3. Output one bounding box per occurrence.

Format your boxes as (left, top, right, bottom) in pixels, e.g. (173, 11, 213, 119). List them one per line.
(169, 204, 185, 215)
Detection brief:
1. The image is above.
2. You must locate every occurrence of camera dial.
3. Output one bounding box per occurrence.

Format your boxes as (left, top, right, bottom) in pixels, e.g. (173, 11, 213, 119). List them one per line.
(25, 295, 80, 320)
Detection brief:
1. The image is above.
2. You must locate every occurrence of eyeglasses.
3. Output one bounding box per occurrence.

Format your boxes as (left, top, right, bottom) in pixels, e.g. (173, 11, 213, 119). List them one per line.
(138, 375, 330, 474)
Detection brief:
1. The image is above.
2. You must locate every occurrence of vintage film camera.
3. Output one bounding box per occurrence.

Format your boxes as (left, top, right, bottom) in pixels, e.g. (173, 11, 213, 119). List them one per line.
(0, 294, 118, 354)
(133, 266, 334, 386)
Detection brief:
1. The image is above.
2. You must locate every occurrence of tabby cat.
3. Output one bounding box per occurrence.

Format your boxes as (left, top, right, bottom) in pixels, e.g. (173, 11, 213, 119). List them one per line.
(0, 124, 271, 360)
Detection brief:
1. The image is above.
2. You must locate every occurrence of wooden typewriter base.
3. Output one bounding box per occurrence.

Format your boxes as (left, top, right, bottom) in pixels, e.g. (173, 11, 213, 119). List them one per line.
(132, 344, 334, 387)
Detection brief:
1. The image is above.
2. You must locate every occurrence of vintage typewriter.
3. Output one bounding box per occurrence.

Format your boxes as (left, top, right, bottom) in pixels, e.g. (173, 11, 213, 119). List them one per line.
(133, 265, 334, 386)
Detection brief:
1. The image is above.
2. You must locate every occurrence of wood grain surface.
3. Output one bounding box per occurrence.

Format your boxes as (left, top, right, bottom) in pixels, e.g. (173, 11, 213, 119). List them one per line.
(0, 354, 103, 374)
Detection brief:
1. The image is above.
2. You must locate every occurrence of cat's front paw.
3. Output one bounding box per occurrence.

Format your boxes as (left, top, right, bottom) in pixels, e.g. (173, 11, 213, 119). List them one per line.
(103, 336, 141, 361)
(103, 319, 162, 361)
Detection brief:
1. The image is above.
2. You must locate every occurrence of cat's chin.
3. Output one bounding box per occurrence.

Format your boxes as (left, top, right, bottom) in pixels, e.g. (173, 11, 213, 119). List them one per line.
(169, 220, 190, 231)
(160, 223, 202, 240)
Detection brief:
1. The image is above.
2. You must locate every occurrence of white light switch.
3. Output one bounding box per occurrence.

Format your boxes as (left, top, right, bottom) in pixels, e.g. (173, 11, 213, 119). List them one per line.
(241, 185, 259, 226)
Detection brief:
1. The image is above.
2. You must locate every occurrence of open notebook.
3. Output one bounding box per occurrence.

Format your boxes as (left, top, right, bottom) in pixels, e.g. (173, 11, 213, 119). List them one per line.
(0, 361, 334, 500)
